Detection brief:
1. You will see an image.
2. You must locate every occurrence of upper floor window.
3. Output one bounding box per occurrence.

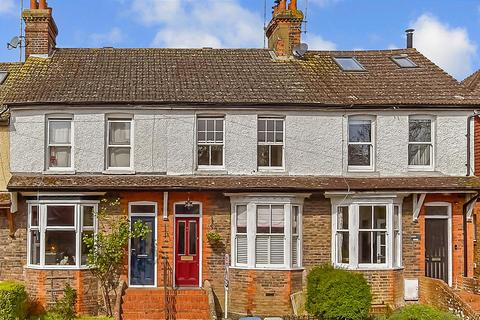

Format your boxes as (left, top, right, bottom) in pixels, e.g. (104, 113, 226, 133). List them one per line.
(408, 117, 434, 170)
(47, 118, 73, 170)
(348, 116, 374, 171)
(197, 117, 224, 168)
(107, 117, 132, 169)
(28, 201, 98, 268)
(258, 118, 284, 169)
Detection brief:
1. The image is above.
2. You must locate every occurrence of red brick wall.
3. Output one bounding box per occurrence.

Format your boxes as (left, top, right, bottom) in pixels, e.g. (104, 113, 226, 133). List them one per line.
(0, 208, 27, 281)
(24, 268, 99, 315)
(419, 276, 478, 320)
(474, 116, 480, 176)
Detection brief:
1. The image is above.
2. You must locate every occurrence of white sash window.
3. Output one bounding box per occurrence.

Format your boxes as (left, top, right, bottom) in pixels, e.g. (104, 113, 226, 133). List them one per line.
(47, 118, 73, 170)
(229, 194, 308, 270)
(331, 196, 403, 270)
(27, 201, 98, 269)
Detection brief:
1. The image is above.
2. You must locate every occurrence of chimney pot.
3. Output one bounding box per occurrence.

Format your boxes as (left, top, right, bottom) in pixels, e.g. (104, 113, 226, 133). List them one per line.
(30, 0, 38, 9)
(406, 29, 415, 49)
(39, 0, 47, 9)
(288, 0, 297, 11)
(278, 0, 287, 11)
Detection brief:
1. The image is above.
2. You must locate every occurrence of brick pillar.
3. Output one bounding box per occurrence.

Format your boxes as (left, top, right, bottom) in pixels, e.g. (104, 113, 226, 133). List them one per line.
(475, 117, 480, 176)
(22, 0, 58, 57)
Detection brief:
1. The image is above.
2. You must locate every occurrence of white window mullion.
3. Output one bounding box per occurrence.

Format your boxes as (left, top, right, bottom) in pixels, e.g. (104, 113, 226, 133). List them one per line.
(40, 205, 46, 266)
(387, 204, 393, 268)
(76, 204, 81, 268)
(284, 204, 292, 268)
(247, 203, 256, 268)
(350, 204, 359, 268)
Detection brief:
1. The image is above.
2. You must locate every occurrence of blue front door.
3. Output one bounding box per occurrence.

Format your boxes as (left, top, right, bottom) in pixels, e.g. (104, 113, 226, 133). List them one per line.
(130, 216, 155, 286)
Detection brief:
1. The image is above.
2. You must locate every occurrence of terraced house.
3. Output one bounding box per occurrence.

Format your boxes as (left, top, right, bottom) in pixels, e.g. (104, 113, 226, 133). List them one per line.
(3, 0, 480, 319)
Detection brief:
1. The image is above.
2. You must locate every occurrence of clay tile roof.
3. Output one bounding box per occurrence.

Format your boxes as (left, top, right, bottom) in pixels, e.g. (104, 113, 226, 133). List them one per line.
(8, 174, 480, 192)
(0, 62, 23, 105)
(3, 48, 472, 107)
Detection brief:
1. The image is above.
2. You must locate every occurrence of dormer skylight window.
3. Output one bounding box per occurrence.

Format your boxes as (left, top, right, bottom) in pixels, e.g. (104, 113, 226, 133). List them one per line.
(333, 57, 366, 72)
(0, 72, 8, 85)
(392, 56, 417, 68)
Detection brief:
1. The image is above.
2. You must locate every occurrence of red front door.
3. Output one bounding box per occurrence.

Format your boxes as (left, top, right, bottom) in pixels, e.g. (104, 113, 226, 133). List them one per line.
(175, 217, 200, 286)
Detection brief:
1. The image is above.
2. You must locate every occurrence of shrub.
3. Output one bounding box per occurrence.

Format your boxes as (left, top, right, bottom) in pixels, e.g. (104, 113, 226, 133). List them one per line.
(388, 304, 460, 320)
(0, 281, 28, 320)
(306, 264, 372, 320)
(49, 284, 77, 320)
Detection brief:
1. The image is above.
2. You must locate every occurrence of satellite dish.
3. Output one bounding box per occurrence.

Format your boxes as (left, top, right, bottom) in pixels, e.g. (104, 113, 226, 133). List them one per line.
(293, 43, 308, 58)
(7, 36, 20, 49)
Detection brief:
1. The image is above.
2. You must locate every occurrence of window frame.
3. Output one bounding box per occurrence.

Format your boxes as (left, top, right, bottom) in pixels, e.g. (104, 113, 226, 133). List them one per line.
(347, 115, 375, 172)
(106, 117, 134, 171)
(27, 200, 98, 270)
(196, 116, 225, 170)
(331, 197, 403, 270)
(408, 115, 435, 171)
(46, 117, 74, 172)
(391, 56, 418, 68)
(257, 117, 285, 171)
(229, 194, 308, 270)
(333, 57, 366, 72)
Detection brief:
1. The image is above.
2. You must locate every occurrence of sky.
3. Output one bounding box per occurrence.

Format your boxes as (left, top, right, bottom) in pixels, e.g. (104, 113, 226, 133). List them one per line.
(0, 0, 480, 80)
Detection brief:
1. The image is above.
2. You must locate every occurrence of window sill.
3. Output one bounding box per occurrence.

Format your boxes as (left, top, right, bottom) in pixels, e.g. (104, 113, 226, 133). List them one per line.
(26, 265, 92, 271)
(196, 166, 227, 174)
(347, 167, 375, 173)
(229, 266, 304, 272)
(257, 167, 286, 173)
(43, 170, 76, 175)
(407, 166, 435, 172)
(334, 264, 404, 272)
(102, 169, 136, 175)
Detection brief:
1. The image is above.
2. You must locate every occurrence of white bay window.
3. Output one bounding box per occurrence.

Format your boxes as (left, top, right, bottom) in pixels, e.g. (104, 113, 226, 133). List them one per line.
(229, 194, 308, 269)
(332, 197, 402, 269)
(28, 201, 98, 269)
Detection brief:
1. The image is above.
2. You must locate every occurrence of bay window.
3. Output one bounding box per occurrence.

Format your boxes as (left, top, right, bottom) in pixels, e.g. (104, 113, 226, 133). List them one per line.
(47, 118, 73, 170)
(332, 198, 402, 269)
(408, 116, 434, 169)
(28, 201, 98, 268)
(229, 194, 308, 269)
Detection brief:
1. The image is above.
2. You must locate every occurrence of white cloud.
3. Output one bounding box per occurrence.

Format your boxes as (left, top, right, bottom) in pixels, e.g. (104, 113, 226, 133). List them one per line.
(411, 14, 477, 80)
(0, 0, 15, 14)
(89, 27, 124, 47)
(129, 0, 264, 48)
(305, 34, 337, 50)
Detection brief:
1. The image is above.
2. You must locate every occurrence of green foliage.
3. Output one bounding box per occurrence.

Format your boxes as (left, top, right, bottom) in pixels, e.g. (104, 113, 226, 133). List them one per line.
(206, 231, 222, 244)
(49, 284, 77, 320)
(388, 304, 460, 320)
(83, 198, 150, 316)
(0, 281, 28, 320)
(306, 264, 372, 320)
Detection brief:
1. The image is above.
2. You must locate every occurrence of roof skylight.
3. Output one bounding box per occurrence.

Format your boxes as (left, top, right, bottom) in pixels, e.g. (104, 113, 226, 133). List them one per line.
(392, 56, 417, 68)
(333, 57, 366, 72)
(0, 72, 8, 85)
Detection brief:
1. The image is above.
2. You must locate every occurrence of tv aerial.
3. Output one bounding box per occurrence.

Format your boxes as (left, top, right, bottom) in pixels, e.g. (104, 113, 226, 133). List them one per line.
(292, 43, 309, 58)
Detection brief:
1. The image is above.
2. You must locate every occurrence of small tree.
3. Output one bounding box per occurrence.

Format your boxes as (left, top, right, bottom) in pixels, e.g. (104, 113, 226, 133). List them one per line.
(83, 198, 150, 317)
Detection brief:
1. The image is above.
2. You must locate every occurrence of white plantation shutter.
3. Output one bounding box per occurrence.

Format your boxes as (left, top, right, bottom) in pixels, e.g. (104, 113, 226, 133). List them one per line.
(292, 236, 299, 266)
(270, 235, 285, 265)
(236, 235, 248, 265)
(255, 235, 269, 265)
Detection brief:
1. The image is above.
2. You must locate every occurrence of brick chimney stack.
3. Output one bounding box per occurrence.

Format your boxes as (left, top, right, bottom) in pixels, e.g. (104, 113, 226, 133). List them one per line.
(23, 0, 58, 57)
(266, 0, 304, 57)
